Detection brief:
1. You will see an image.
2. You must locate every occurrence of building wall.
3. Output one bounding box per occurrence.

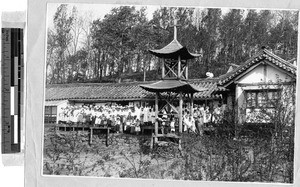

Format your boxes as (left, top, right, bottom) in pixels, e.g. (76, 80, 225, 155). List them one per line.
(237, 63, 292, 84)
(56, 101, 69, 123)
(235, 62, 294, 123)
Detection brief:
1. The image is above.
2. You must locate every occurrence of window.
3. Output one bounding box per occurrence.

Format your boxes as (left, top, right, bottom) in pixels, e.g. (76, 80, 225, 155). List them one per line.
(246, 90, 279, 109)
(44, 106, 57, 123)
(245, 90, 279, 123)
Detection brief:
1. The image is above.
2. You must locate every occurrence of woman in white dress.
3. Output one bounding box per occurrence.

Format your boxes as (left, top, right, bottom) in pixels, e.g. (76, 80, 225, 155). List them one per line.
(170, 117, 175, 133)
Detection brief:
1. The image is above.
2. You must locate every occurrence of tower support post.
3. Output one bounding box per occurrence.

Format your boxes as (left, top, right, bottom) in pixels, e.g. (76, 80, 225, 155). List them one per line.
(179, 92, 183, 134)
(154, 92, 159, 143)
(191, 93, 194, 117)
(178, 56, 181, 78)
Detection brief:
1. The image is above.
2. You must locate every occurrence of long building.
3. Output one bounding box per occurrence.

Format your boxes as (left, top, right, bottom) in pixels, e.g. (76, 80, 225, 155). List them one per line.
(44, 49, 297, 125)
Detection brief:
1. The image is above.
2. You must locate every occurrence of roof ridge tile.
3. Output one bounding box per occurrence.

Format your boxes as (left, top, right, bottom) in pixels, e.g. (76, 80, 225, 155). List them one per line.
(218, 49, 296, 86)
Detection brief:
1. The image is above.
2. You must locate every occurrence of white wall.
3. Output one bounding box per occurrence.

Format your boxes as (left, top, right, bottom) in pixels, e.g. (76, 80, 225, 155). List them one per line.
(238, 63, 292, 84)
(56, 101, 69, 123)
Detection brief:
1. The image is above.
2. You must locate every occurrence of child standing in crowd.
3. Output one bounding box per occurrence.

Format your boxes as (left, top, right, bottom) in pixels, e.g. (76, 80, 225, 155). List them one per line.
(183, 112, 189, 132)
(150, 108, 156, 124)
(143, 106, 149, 126)
(116, 116, 121, 133)
(198, 105, 205, 135)
(189, 115, 196, 133)
(203, 106, 211, 124)
(213, 103, 222, 123)
(130, 117, 136, 134)
(135, 119, 141, 135)
(94, 108, 102, 126)
(125, 111, 133, 133)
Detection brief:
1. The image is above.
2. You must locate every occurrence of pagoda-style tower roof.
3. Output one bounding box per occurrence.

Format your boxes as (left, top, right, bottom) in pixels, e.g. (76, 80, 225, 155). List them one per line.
(142, 19, 205, 93)
(149, 39, 201, 60)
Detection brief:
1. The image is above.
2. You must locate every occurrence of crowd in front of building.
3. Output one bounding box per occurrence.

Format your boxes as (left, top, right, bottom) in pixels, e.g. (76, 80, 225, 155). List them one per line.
(56, 102, 228, 135)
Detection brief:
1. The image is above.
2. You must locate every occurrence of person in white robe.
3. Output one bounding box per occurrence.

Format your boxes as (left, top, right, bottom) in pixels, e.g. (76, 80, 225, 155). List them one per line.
(143, 107, 149, 125)
(189, 115, 196, 132)
(183, 114, 189, 132)
(170, 117, 175, 133)
(203, 106, 211, 124)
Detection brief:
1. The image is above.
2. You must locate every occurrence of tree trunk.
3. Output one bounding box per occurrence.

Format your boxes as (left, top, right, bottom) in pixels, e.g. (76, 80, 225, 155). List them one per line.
(93, 51, 97, 79)
(136, 53, 141, 72)
(143, 64, 146, 82)
(97, 50, 101, 79)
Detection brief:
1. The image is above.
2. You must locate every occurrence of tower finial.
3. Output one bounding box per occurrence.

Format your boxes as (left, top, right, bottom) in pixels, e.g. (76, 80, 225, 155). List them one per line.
(174, 18, 177, 40)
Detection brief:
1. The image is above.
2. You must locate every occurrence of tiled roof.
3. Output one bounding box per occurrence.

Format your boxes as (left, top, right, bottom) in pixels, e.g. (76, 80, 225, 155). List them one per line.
(149, 39, 201, 60)
(190, 79, 224, 99)
(46, 82, 153, 101)
(45, 80, 221, 102)
(218, 49, 297, 86)
(140, 79, 208, 93)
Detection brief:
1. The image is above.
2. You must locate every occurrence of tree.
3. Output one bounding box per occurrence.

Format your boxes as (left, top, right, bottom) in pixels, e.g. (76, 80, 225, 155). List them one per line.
(46, 28, 58, 84)
(241, 10, 260, 58)
(190, 8, 222, 78)
(269, 10, 298, 60)
(46, 4, 75, 84)
(219, 9, 245, 66)
(47, 6, 298, 83)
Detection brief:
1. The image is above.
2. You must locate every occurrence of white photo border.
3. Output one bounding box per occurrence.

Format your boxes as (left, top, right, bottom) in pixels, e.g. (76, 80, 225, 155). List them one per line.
(26, 0, 300, 186)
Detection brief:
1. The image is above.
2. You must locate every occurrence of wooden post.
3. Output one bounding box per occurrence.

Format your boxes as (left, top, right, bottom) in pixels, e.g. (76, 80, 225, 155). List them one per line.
(179, 92, 183, 133)
(178, 139, 182, 150)
(263, 64, 267, 83)
(185, 60, 188, 79)
(235, 86, 239, 139)
(155, 92, 159, 142)
(106, 128, 110, 147)
(162, 59, 165, 79)
(150, 135, 153, 150)
(191, 93, 194, 117)
(178, 56, 181, 78)
(89, 127, 93, 144)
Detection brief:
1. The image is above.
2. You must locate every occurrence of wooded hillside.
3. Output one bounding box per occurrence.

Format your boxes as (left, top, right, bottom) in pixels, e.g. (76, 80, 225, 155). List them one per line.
(46, 5, 298, 84)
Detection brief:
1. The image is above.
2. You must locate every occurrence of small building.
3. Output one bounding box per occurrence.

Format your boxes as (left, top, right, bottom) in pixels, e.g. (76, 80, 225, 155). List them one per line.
(218, 49, 296, 127)
(44, 100, 68, 123)
(44, 49, 296, 128)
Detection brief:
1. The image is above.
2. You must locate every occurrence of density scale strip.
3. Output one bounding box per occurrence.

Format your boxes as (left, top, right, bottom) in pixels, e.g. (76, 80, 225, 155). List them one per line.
(1, 28, 23, 153)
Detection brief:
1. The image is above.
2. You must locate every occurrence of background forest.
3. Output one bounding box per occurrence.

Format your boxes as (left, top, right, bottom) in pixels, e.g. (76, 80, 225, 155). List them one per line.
(46, 5, 298, 84)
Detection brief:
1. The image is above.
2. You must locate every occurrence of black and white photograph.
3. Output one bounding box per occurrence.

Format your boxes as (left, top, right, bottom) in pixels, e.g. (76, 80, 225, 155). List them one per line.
(42, 3, 298, 183)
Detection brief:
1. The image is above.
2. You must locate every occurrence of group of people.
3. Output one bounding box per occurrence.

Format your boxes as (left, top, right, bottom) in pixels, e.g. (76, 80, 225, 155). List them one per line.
(58, 104, 156, 134)
(57, 102, 227, 135)
(182, 103, 226, 135)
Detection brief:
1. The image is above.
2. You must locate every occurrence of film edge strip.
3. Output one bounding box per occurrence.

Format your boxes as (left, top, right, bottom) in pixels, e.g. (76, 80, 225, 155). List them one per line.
(1, 28, 23, 153)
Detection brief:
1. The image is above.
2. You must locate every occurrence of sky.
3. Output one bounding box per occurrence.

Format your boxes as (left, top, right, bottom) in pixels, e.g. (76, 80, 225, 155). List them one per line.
(47, 3, 284, 31)
(48, 3, 159, 19)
